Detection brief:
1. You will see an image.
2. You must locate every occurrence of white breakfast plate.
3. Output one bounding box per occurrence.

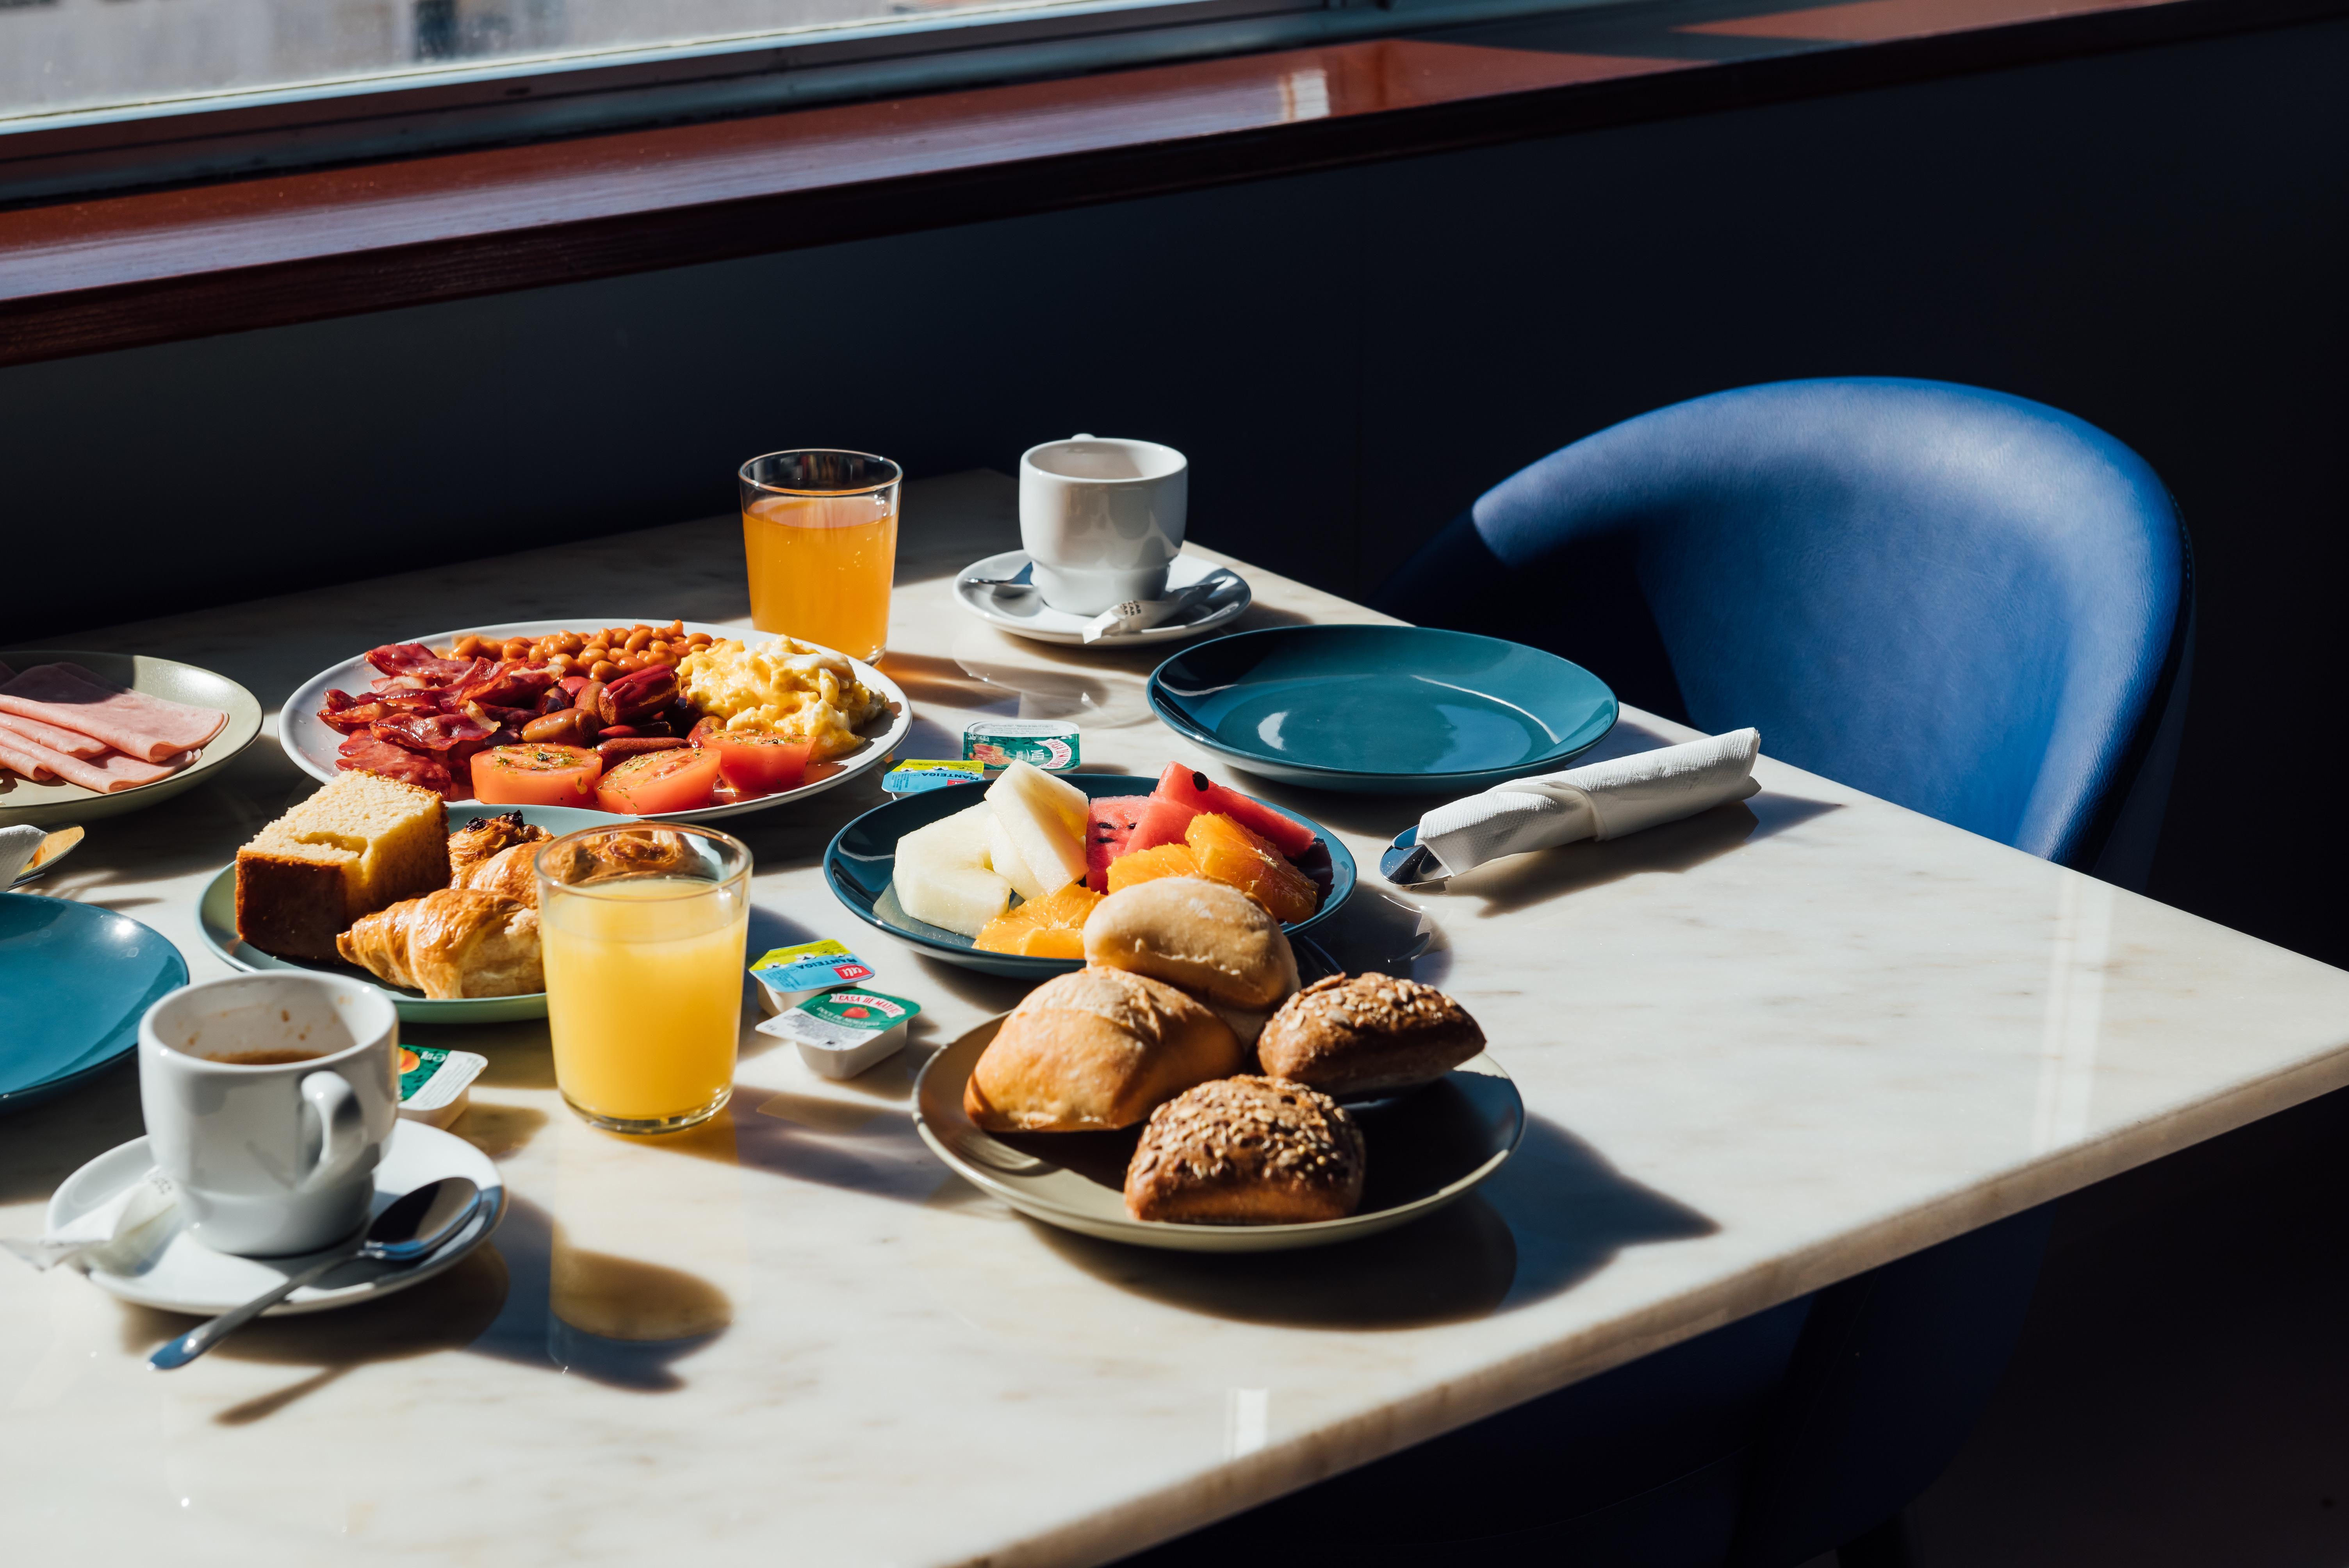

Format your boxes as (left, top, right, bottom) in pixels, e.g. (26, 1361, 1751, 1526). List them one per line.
(281, 619, 911, 823)
(913, 1015, 1524, 1253)
(46, 1121, 505, 1316)
(0, 651, 264, 830)
(952, 552, 1251, 646)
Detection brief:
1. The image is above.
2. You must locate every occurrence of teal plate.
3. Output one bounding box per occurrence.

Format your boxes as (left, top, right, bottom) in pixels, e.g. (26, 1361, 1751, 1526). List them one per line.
(0, 894, 187, 1111)
(825, 774, 1355, 978)
(196, 802, 619, 1023)
(1147, 625, 1618, 793)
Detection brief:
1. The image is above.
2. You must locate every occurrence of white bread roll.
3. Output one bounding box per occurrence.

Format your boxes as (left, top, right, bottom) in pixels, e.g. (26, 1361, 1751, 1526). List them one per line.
(1084, 877, 1299, 1011)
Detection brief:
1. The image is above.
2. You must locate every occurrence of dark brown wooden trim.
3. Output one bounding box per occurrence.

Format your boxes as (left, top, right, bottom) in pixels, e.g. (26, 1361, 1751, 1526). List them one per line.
(0, 0, 2337, 368)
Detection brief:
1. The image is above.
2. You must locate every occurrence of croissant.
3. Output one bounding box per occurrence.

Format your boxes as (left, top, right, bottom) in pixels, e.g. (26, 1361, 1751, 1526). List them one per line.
(454, 841, 542, 907)
(337, 887, 543, 999)
(448, 811, 550, 882)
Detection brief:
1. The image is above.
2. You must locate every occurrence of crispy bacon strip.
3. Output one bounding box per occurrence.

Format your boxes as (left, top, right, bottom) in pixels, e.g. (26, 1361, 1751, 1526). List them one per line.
(337, 731, 456, 798)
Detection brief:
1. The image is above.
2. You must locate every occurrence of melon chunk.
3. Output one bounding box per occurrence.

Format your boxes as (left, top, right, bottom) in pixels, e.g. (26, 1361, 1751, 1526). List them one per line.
(985, 814, 1055, 904)
(892, 803, 1012, 936)
(986, 761, 1088, 892)
(1152, 763, 1318, 860)
(1086, 795, 1152, 893)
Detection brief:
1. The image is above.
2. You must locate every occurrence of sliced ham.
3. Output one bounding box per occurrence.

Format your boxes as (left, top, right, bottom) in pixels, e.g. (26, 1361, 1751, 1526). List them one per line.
(0, 727, 185, 792)
(0, 662, 228, 763)
(0, 712, 111, 759)
(0, 735, 57, 782)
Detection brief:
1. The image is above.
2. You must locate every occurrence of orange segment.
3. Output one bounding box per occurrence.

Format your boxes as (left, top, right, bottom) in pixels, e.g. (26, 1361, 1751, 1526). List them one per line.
(973, 881, 1103, 955)
(1105, 842, 1201, 894)
(1184, 813, 1320, 925)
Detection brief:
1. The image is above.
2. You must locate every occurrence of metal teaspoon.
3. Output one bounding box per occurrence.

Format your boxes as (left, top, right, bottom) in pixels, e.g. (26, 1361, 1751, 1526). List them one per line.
(148, 1176, 484, 1370)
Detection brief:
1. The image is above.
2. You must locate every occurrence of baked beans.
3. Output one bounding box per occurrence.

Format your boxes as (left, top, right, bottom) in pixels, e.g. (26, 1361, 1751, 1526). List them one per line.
(447, 622, 716, 670)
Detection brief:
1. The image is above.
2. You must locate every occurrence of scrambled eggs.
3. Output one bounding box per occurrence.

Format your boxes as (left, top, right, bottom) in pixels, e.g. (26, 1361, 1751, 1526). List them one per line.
(677, 638, 888, 758)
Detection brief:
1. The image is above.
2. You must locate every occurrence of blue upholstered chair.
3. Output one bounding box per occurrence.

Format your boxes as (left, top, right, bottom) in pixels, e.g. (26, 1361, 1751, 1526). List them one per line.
(1120, 379, 2192, 1568)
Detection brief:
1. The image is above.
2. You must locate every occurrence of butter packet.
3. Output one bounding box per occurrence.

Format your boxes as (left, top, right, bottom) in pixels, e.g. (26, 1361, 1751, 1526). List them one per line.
(756, 990, 921, 1080)
(882, 759, 987, 795)
(749, 939, 875, 1013)
(964, 719, 1080, 772)
(397, 1045, 487, 1129)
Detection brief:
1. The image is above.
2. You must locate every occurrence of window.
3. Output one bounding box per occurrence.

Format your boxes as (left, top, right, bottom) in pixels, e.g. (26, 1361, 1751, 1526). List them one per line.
(0, 0, 1602, 202)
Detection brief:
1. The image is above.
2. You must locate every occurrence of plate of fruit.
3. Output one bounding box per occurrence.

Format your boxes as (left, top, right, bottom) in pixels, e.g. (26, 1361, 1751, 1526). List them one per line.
(824, 762, 1356, 978)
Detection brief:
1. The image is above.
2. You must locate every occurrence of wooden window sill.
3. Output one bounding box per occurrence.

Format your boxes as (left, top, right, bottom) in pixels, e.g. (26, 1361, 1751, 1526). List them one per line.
(0, 0, 2329, 368)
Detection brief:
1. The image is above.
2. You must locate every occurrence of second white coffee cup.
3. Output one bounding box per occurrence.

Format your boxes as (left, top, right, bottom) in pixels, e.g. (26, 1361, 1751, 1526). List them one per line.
(1019, 435, 1189, 615)
(139, 972, 401, 1256)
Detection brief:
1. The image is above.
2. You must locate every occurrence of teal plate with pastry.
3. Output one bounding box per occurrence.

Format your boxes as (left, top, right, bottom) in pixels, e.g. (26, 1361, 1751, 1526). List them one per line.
(198, 801, 615, 1023)
(1146, 625, 1617, 793)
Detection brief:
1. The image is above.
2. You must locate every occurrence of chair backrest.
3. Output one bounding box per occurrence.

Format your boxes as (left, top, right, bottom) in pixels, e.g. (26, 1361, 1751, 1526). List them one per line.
(1373, 378, 2192, 873)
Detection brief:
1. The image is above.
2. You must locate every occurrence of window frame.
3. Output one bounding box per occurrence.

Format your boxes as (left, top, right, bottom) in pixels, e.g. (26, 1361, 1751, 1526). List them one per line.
(0, 0, 1626, 204)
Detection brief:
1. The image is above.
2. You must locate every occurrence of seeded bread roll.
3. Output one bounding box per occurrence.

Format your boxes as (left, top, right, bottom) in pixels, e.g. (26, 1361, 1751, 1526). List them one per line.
(1257, 973, 1485, 1096)
(1125, 1076, 1366, 1224)
(1085, 877, 1299, 1010)
(964, 966, 1243, 1133)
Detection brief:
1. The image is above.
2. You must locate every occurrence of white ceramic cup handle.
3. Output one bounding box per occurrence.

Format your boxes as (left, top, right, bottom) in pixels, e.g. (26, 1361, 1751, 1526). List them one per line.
(298, 1071, 365, 1191)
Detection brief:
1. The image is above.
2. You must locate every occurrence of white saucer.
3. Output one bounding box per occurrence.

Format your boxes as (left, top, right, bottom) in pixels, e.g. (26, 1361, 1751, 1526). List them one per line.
(45, 1121, 505, 1317)
(953, 551, 1251, 646)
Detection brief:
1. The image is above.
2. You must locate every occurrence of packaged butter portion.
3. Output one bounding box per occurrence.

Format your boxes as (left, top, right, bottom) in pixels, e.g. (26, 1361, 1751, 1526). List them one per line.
(964, 719, 1080, 773)
(882, 759, 988, 795)
(396, 1044, 488, 1128)
(749, 938, 875, 1013)
(755, 989, 921, 1080)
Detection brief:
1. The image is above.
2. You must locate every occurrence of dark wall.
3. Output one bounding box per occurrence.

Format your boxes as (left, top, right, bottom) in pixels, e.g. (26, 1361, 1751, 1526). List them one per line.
(6, 16, 2344, 961)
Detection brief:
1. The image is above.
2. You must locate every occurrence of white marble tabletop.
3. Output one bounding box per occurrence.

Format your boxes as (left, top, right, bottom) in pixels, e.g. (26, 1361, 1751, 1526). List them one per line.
(5, 470, 2348, 1566)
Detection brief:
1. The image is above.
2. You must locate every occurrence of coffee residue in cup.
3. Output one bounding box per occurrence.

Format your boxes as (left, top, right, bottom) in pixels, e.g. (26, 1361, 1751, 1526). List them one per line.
(203, 1048, 331, 1066)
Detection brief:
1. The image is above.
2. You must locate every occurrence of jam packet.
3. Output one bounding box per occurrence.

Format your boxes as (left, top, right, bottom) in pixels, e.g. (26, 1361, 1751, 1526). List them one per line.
(397, 1045, 487, 1129)
(964, 719, 1080, 772)
(755, 989, 921, 1080)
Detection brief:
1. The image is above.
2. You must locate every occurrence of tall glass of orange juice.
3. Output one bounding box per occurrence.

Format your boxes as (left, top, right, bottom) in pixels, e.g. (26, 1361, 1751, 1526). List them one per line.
(536, 825, 752, 1134)
(738, 449, 902, 661)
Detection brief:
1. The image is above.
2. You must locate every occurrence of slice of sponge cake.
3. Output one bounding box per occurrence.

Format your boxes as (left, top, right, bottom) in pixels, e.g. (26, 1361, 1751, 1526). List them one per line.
(237, 771, 450, 960)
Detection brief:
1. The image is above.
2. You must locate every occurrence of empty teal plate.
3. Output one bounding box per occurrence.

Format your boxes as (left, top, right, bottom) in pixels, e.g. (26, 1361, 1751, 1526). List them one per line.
(0, 894, 187, 1110)
(1147, 626, 1618, 793)
(826, 775, 1355, 979)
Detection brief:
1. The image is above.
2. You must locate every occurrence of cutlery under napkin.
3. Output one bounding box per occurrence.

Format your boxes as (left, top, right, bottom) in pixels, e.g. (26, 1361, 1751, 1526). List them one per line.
(1386, 729, 1763, 885)
(1081, 571, 1239, 643)
(0, 824, 42, 886)
(2, 1167, 180, 1274)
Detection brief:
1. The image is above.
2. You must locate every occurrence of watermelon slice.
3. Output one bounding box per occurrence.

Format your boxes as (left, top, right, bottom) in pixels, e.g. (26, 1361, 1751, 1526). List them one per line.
(1126, 793, 1201, 855)
(1085, 795, 1152, 893)
(1150, 764, 1318, 860)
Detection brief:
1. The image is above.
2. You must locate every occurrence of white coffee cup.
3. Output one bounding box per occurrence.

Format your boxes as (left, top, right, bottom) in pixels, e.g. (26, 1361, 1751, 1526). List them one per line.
(1019, 435, 1189, 615)
(139, 973, 401, 1256)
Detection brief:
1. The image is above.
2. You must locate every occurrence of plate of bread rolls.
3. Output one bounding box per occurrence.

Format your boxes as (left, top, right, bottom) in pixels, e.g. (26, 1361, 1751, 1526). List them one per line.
(198, 774, 625, 1021)
(912, 875, 1522, 1251)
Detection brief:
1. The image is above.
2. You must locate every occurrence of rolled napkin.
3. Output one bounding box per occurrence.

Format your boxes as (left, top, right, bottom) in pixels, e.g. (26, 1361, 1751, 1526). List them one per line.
(1391, 729, 1763, 884)
(1080, 570, 1239, 643)
(0, 824, 43, 886)
(1, 1167, 179, 1274)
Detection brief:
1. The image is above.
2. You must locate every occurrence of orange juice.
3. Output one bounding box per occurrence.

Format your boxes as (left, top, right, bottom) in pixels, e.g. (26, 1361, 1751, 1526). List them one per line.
(742, 491, 898, 660)
(540, 876, 749, 1130)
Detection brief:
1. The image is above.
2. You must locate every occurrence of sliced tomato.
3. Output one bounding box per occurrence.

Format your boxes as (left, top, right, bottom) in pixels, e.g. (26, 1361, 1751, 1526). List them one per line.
(709, 728, 814, 796)
(471, 743, 602, 807)
(594, 745, 722, 815)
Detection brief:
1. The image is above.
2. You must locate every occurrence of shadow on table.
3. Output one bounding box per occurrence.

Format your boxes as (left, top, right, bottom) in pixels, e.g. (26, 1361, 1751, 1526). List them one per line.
(0, 1064, 146, 1206)
(1037, 1114, 1711, 1330)
(112, 1194, 734, 1422)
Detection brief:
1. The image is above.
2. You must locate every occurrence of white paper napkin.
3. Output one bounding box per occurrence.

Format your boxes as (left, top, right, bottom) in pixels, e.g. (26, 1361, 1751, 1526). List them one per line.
(2, 1167, 180, 1274)
(1408, 729, 1762, 880)
(0, 824, 43, 886)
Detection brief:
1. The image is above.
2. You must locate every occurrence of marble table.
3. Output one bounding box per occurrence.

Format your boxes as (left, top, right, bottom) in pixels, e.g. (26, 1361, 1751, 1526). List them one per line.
(5, 470, 2347, 1566)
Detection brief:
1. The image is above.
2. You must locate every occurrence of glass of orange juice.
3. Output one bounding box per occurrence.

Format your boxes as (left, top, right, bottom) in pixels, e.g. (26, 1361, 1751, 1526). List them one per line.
(738, 449, 902, 661)
(535, 825, 752, 1134)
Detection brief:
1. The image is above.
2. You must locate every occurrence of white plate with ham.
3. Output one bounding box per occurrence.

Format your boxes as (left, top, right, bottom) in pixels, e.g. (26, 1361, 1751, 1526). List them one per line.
(0, 651, 263, 830)
(280, 619, 912, 821)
